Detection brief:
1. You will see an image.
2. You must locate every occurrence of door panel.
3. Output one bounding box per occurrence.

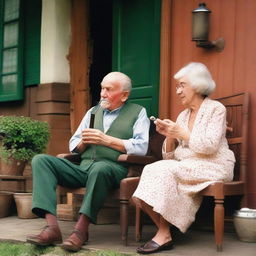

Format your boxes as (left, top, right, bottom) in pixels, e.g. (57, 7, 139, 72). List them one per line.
(112, 0, 161, 116)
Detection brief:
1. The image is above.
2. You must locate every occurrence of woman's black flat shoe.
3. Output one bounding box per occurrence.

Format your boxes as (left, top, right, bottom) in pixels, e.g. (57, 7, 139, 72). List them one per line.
(136, 240, 174, 254)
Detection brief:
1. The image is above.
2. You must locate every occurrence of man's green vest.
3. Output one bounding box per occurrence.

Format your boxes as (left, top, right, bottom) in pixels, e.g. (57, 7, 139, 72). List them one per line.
(80, 102, 143, 167)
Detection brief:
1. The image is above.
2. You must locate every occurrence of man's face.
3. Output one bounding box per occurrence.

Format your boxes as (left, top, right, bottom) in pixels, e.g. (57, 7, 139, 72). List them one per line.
(100, 82, 129, 111)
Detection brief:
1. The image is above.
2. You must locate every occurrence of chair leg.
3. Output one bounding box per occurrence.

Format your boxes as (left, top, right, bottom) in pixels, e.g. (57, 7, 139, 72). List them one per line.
(120, 199, 129, 246)
(214, 198, 224, 251)
(135, 205, 142, 242)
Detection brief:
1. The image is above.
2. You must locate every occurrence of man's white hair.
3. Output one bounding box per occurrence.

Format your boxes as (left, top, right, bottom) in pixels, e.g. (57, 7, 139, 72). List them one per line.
(101, 72, 132, 92)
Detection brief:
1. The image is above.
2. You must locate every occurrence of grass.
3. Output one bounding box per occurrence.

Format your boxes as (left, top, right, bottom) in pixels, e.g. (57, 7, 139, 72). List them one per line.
(0, 242, 133, 256)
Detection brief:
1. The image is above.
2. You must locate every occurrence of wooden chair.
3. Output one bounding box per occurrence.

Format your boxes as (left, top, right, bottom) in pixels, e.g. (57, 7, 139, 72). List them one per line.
(200, 92, 249, 251)
(56, 121, 165, 245)
(135, 93, 249, 251)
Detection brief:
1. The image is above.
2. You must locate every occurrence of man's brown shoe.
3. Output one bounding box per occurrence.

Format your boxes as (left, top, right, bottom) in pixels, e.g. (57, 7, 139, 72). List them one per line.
(61, 229, 88, 252)
(26, 225, 62, 246)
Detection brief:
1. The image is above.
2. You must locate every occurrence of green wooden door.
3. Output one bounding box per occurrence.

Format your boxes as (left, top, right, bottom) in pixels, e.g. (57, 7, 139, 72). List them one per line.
(112, 0, 161, 116)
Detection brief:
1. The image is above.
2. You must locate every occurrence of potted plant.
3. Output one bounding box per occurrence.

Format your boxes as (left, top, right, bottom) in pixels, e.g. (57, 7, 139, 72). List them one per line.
(0, 116, 50, 176)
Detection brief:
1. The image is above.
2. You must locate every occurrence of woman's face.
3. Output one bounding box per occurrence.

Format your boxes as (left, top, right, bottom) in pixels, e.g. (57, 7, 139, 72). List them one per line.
(175, 76, 199, 107)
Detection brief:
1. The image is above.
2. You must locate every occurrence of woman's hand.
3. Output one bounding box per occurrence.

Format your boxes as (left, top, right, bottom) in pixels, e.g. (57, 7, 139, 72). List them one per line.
(155, 119, 190, 142)
(155, 119, 176, 137)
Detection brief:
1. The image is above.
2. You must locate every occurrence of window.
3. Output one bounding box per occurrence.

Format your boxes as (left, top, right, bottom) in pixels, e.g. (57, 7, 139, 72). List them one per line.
(0, 0, 22, 101)
(0, 0, 41, 102)
(24, 0, 41, 87)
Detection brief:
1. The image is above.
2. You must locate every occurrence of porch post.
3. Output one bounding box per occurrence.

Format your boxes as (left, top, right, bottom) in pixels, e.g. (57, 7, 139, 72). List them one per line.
(159, 0, 172, 119)
(68, 0, 91, 133)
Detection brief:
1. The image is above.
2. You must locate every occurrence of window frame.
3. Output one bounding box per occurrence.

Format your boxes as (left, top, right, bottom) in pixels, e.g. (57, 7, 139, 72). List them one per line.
(0, 0, 24, 102)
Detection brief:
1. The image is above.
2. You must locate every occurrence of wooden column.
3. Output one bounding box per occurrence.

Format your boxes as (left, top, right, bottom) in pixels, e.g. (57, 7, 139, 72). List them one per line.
(159, 0, 172, 118)
(68, 0, 91, 133)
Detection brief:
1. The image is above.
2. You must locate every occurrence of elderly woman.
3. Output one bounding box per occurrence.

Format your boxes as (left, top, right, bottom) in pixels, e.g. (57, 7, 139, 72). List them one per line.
(133, 62, 235, 254)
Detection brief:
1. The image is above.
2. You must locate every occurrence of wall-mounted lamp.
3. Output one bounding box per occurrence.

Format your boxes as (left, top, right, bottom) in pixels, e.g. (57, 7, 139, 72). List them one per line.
(192, 3, 224, 52)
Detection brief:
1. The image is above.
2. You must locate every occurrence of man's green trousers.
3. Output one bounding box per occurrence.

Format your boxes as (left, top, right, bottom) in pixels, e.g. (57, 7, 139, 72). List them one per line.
(31, 154, 128, 224)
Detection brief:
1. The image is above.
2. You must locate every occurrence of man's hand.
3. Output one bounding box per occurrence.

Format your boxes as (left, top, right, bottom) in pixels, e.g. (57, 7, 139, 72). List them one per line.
(82, 128, 111, 146)
(80, 128, 126, 153)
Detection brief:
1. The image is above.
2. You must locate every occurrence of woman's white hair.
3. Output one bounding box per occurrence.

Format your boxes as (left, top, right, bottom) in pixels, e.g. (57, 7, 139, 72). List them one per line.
(174, 62, 216, 96)
(101, 71, 132, 92)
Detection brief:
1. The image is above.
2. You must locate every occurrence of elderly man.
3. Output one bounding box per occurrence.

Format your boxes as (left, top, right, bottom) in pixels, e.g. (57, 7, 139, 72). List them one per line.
(26, 72, 150, 252)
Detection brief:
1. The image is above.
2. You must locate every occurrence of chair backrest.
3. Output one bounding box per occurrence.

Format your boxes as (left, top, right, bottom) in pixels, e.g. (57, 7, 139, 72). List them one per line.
(146, 120, 165, 160)
(124, 121, 165, 178)
(216, 93, 249, 182)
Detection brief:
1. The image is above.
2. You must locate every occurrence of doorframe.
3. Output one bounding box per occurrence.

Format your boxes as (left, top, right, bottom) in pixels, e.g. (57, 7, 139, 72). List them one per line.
(69, 0, 91, 133)
(69, 0, 173, 131)
(159, 0, 172, 119)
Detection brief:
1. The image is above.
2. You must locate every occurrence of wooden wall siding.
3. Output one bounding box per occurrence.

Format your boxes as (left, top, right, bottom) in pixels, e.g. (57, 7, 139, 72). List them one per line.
(160, 0, 256, 207)
(36, 83, 71, 157)
(37, 102, 70, 115)
(0, 87, 37, 119)
(0, 83, 71, 157)
(35, 83, 70, 102)
(68, 0, 91, 133)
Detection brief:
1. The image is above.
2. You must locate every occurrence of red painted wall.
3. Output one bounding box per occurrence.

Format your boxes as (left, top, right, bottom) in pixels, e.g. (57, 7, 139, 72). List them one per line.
(167, 0, 256, 207)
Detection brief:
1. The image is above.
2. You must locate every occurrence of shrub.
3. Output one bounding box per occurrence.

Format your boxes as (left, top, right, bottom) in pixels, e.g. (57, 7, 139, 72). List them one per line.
(0, 116, 50, 163)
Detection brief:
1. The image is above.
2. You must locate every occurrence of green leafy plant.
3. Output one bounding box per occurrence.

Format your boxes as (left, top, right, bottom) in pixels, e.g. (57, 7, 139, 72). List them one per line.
(0, 116, 50, 163)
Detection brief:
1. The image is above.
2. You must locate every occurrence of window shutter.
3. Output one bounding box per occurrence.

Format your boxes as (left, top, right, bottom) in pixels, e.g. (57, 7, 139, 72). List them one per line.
(24, 0, 41, 86)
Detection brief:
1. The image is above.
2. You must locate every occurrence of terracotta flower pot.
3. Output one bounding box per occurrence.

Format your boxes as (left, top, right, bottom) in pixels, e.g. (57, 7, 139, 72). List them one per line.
(0, 158, 26, 176)
(14, 193, 38, 219)
(0, 191, 13, 218)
